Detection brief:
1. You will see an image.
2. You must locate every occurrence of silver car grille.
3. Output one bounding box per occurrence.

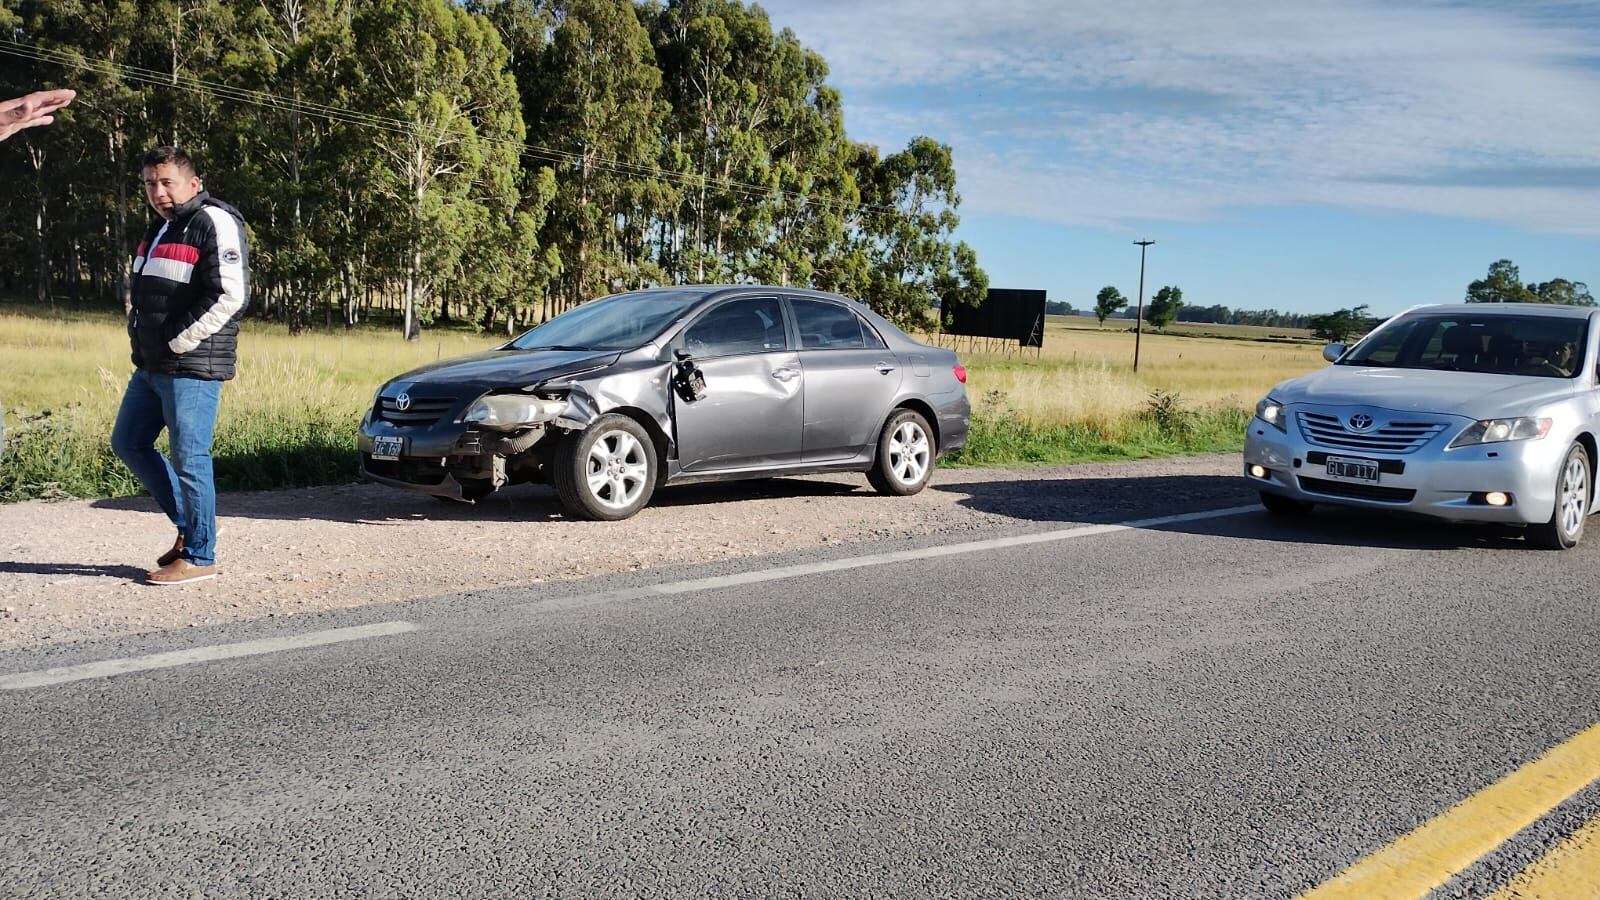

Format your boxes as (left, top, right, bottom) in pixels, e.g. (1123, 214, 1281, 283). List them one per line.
(377, 396, 456, 427)
(1295, 411, 1448, 455)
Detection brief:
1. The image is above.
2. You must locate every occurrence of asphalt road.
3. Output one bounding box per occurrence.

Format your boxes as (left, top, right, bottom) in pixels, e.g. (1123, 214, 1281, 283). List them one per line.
(2, 474, 1598, 898)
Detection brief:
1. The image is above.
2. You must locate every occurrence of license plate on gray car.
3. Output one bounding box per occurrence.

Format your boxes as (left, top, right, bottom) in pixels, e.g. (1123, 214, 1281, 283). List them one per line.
(372, 436, 404, 461)
(1325, 455, 1379, 483)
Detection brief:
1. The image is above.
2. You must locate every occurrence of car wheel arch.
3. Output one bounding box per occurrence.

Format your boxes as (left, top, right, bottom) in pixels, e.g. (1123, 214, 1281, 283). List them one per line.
(883, 398, 941, 452)
(1578, 431, 1599, 508)
(595, 404, 672, 484)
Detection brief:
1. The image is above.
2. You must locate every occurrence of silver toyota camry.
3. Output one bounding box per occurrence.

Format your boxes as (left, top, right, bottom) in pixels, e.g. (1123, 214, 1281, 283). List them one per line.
(1244, 303, 1599, 549)
(358, 286, 970, 520)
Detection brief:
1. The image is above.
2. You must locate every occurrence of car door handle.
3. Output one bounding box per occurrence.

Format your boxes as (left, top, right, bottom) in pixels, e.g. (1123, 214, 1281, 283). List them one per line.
(875, 362, 896, 374)
(772, 367, 800, 382)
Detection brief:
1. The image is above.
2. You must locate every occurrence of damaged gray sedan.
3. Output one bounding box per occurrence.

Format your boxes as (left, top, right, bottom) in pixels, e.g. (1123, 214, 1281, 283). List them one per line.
(358, 286, 971, 520)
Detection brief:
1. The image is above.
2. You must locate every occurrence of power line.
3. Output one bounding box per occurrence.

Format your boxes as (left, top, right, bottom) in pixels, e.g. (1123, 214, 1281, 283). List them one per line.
(0, 36, 907, 218)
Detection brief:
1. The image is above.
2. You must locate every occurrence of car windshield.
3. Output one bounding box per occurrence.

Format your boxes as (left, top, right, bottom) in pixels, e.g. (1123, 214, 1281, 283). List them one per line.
(506, 290, 703, 352)
(1340, 313, 1590, 378)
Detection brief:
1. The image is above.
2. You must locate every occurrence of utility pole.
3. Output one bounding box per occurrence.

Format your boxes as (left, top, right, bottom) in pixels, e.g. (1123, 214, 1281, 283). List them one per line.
(1133, 240, 1154, 372)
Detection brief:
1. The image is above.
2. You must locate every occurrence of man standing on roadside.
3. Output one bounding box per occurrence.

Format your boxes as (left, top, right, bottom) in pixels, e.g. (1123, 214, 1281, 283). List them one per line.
(111, 146, 249, 586)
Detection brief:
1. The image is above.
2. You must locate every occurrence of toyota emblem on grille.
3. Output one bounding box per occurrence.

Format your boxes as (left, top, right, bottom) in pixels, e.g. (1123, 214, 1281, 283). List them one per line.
(395, 392, 412, 412)
(1348, 413, 1374, 431)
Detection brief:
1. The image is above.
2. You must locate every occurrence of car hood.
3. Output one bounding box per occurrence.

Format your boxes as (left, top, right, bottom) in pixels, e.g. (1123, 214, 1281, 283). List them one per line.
(1273, 365, 1577, 419)
(384, 349, 622, 392)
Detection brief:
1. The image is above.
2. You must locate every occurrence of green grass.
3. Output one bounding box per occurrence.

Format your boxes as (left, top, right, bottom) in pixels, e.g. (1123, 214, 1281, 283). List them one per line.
(1, 302, 1311, 502)
(945, 390, 1252, 468)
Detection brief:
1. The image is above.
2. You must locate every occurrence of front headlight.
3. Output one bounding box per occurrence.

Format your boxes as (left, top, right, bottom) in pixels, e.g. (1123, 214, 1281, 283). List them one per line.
(1447, 416, 1553, 449)
(464, 394, 569, 431)
(1255, 397, 1288, 433)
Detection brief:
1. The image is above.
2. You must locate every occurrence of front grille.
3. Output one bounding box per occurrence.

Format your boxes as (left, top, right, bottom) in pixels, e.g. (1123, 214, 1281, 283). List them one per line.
(376, 395, 456, 427)
(1297, 476, 1416, 503)
(1296, 411, 1447, 454)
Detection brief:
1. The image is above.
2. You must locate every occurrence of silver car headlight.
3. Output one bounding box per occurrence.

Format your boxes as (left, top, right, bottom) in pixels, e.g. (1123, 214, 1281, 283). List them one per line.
(1447, 416, 1553, 449)
(1255, 396, 1288, 433)
(464, 394, 570, 432)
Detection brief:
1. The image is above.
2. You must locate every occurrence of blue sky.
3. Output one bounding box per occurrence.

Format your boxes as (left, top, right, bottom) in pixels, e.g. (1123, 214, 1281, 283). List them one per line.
(759, 0, 1600, 316)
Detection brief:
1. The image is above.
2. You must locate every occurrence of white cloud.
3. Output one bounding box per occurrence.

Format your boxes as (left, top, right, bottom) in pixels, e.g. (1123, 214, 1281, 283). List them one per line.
(761, 0, 1600, 235)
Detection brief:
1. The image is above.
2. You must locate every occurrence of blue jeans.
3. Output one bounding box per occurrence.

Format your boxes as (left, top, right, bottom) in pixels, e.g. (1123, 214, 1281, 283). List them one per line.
(110, 370, 224, 566)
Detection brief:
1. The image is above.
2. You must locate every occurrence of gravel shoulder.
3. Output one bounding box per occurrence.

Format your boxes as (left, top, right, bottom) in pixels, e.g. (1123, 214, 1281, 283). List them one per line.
(1, 454, 1249, 650)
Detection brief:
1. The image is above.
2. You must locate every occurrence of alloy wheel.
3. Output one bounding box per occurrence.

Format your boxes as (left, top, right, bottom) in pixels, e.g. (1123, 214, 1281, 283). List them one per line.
(889, 420, 931, 486)
(585, 430, 649, 511)
(1559, 451, 1589, 538)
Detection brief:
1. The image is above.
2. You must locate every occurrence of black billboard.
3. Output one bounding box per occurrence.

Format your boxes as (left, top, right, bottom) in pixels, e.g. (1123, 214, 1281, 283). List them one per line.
(942, 288, 1046, 347)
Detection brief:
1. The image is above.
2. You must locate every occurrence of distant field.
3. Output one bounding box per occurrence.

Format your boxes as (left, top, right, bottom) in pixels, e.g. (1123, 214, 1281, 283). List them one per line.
(916, 316, 1324, 427)
(1048, 314, 1316, 341)
(1, 303, 1326, 500)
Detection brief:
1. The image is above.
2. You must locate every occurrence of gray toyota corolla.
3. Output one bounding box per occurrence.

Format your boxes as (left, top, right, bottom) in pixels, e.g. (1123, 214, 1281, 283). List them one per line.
(1245, 303, 1599, 549)
(359, 286, 970, 520)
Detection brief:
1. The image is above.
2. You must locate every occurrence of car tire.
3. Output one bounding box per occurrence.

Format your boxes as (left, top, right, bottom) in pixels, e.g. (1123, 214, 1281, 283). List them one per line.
(1527, 442, 1590, 550)
(554, 414, 658, 521)
(868, 408, 935, 496)
(1259, 491, 1314, 516)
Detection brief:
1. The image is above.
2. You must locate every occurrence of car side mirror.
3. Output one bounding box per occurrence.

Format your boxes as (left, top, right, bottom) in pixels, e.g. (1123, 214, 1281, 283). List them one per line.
(672, 352, 706, 402)
(1322, 343, 1346, 363)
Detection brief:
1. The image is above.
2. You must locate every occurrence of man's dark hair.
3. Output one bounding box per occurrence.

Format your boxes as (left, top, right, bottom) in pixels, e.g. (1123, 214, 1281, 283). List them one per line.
(142, 145, 196, 175)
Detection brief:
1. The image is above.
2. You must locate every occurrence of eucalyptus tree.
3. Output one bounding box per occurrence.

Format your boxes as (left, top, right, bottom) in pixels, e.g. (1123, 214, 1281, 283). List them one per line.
(6, 0, 146, 307)
(851, 136, 986, 330)
(346, 0, 524, 338)
(532, 0, 666, 312)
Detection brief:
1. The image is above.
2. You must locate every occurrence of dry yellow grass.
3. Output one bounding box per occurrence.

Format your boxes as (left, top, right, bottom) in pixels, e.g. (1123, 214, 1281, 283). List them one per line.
(4, 308, 1325, 430)
(920, 319, 1324, 424)
(0, 308, 501, 426)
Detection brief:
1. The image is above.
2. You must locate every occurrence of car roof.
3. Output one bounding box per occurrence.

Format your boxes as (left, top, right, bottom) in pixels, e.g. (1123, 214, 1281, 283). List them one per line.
(612, 284, 864, 305)
(1401, 303, 1594, 319)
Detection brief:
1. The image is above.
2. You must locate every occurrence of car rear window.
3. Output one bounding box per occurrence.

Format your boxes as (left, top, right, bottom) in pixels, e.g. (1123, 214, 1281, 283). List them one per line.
(792, 297, 884, 350)
(1341, 314, 1590, 378)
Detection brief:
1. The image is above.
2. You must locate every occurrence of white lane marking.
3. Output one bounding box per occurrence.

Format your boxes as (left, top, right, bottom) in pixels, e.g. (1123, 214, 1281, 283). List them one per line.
(0, 621, 419, 691)
(523, 504, 1258, 610)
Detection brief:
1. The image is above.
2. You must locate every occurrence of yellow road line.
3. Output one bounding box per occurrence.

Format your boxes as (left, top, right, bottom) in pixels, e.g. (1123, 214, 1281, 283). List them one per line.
(1302, 721, 1600, 900)
(1489, 813, 1600, 900)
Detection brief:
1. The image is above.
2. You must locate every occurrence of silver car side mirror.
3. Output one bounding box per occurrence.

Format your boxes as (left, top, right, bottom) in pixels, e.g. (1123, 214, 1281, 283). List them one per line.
(1322, 343, 1346, 363)
(673, 351, 707, 402)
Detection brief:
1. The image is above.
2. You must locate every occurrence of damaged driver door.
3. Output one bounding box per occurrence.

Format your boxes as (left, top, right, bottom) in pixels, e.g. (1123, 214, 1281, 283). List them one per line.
(670, 296, 804, 472)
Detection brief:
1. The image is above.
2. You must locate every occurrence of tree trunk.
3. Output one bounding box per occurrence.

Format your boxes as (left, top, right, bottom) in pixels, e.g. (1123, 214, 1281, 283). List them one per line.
(111, 125, 130, 311)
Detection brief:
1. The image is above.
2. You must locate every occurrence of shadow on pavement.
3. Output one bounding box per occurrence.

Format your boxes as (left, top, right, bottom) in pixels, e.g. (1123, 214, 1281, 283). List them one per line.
(89, 474, 870, 524)
(935, 474, 1257, 523)
(83, 471, 1541, 551)
(0, 561, 148, 580)
(938, 475, 1538, 552)
(1144, 505, 1535, 552)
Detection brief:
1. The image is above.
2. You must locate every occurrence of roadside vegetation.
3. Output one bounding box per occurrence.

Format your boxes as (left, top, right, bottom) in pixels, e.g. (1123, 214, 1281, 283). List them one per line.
(0, 306, 1323, 501)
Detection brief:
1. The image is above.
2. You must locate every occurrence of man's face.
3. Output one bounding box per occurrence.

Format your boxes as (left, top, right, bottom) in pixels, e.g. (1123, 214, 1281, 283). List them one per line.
(143, 162, 200, 221)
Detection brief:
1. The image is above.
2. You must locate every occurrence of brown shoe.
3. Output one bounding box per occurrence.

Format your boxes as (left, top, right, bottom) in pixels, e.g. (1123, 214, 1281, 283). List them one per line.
(146, 559, 217, 586)
(156, 534, 184, 568)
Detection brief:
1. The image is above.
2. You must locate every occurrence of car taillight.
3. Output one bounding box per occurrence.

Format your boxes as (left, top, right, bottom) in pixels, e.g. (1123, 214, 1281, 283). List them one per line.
(953, 364, 967, 384)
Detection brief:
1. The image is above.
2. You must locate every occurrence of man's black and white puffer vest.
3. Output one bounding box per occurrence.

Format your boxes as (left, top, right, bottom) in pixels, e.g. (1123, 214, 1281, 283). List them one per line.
(128, 191, 250, 381)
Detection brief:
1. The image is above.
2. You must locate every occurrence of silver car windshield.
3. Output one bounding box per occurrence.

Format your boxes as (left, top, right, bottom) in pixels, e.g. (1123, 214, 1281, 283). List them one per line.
(506, 291, 702, 352)
(1340, 314, 1589, 378)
